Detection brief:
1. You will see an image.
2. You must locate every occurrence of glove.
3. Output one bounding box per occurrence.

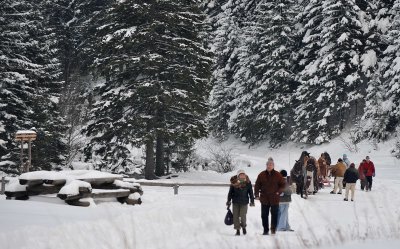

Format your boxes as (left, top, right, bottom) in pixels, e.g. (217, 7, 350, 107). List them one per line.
(250, 202, 255, 207)
(373, 173, 375, 177)
(226, 201, 231, 206)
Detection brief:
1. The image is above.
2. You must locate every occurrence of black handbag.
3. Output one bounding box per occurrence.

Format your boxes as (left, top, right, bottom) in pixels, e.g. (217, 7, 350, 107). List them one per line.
(224, 207, 233, 226)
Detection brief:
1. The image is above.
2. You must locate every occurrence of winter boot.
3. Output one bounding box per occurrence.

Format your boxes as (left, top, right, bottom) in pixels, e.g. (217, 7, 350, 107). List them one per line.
(263, 229, 269, 235)
(343, 198, 348, 201)
(271, 229, 276, 235)
(330, 191, 335, 194)
(235, 229, 240, 236)
(242, 227, 247, 235)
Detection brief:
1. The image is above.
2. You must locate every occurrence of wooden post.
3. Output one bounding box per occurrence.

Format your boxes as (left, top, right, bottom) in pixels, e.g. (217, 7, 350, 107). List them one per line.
(28, 140, 32, 172)
(173, 184, 179, 195)
(20, 141, 24, 172)
(1, 176, 5, 195)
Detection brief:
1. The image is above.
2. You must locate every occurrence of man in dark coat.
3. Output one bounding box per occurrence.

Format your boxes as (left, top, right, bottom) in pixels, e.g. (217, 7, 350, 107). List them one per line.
(255, 157, 285, 235)
(343, 163, 359, 201)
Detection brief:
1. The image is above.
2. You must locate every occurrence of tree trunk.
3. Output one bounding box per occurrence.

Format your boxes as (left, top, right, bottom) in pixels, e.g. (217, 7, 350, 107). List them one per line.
(155, 105, 165, 176)
(145, 137, 156, 180)
(155, 131, 164, 176)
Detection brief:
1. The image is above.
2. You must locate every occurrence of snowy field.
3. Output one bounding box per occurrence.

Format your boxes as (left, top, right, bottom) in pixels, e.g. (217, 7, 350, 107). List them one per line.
(1, 137, 400, 249)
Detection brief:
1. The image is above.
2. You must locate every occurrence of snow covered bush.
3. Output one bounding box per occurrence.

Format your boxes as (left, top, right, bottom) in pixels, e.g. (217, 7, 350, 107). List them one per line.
(392, 127, 400, 158)
(206, 144, 235, 173)
(338, 130, 360, 153)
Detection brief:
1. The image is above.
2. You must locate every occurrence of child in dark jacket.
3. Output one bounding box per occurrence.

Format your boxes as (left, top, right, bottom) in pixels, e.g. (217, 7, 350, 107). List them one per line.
(227, 169, 255, 236)
(276, 170, 294, 231)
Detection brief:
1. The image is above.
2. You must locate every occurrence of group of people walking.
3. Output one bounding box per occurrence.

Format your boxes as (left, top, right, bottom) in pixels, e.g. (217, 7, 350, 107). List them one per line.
(327, 154, 375, 200)
(226, 152, 376, 236)
(226, 157, 292, 236)
(291, 151, 376, 202)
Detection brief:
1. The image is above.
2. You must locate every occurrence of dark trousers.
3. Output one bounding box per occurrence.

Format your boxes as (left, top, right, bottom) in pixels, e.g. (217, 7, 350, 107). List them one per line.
(296, 180, 302, 194)
(295, 176, 304, 197)
(261, 204, 279, 233)
(360, 178, 367, 190)
(366, 176, 373, 190)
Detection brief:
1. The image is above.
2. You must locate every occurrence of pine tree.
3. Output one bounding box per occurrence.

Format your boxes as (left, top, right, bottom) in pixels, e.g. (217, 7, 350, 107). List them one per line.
(45, 0, 110, 167)
(0, 0, 67, 174)
(207, 0, 243, 139)
(354, 1, 385, 141)
(293, 0, 365, 144)
(231, 0, 299, 145)
(372, 0, 400, 135)
(226, 1, 261, 143)
(0, 0, 36, 174)
(84, 0, 212, 178)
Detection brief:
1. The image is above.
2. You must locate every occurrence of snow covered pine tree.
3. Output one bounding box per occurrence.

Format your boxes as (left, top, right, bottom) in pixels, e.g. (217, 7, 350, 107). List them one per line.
(84, 0, 212, 178)
(0, 0, 66, 174)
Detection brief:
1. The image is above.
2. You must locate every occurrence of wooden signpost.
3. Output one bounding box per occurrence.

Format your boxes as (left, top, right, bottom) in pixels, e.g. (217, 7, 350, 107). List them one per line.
(15, 130, 37, 173)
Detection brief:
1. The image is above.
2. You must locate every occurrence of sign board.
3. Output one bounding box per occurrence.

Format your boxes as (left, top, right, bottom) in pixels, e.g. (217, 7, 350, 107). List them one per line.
(15, 130, 37, 141)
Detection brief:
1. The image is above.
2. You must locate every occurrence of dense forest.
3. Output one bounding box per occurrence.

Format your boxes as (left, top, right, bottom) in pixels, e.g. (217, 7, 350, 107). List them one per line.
(1, 0, 399, 177)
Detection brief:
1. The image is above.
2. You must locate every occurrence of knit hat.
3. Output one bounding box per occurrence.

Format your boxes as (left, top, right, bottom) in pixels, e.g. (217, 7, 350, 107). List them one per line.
(280, 169, 287, 177)
(349, 163, 355, 168)
(237, 169, 245, 177)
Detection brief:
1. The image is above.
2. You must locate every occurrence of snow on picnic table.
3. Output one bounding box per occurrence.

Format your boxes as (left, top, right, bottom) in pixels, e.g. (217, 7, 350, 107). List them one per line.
(0, 137, 400, 249)
(5, 178, 26, 192)
(15, 130, 36, 134)
(58, 180, 92, 195)
(19, 170, 122, 181)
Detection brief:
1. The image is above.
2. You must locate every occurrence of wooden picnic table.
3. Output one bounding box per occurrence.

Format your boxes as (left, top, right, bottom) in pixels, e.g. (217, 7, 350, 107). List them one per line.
(4, 171, 143, 207)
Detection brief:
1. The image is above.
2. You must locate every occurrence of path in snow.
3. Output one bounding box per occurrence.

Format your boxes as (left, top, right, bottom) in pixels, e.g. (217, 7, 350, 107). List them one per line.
(0, 137, 399, 249)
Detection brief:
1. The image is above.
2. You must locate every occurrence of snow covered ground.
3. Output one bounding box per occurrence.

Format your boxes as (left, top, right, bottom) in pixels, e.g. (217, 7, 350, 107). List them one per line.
(0, 137, 399, 249)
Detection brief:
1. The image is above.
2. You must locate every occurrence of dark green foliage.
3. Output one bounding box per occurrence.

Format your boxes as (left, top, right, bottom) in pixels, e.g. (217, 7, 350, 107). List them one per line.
(0, 0, 66, 174)
(84, 0, 212, 176)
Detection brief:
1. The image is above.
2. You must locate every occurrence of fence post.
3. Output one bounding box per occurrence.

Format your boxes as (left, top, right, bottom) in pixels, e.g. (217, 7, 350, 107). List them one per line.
(173, 184, 179, 195)
(1, 176, 5, 195)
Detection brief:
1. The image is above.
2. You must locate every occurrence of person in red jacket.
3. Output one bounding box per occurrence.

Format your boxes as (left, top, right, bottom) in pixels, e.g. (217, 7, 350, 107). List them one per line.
(364, 156, 375, 191)
(358, 159, 368, 191)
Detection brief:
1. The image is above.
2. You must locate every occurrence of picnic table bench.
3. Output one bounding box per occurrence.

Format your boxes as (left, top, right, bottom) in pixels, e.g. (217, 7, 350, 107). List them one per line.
(4, 170, 143, 207)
